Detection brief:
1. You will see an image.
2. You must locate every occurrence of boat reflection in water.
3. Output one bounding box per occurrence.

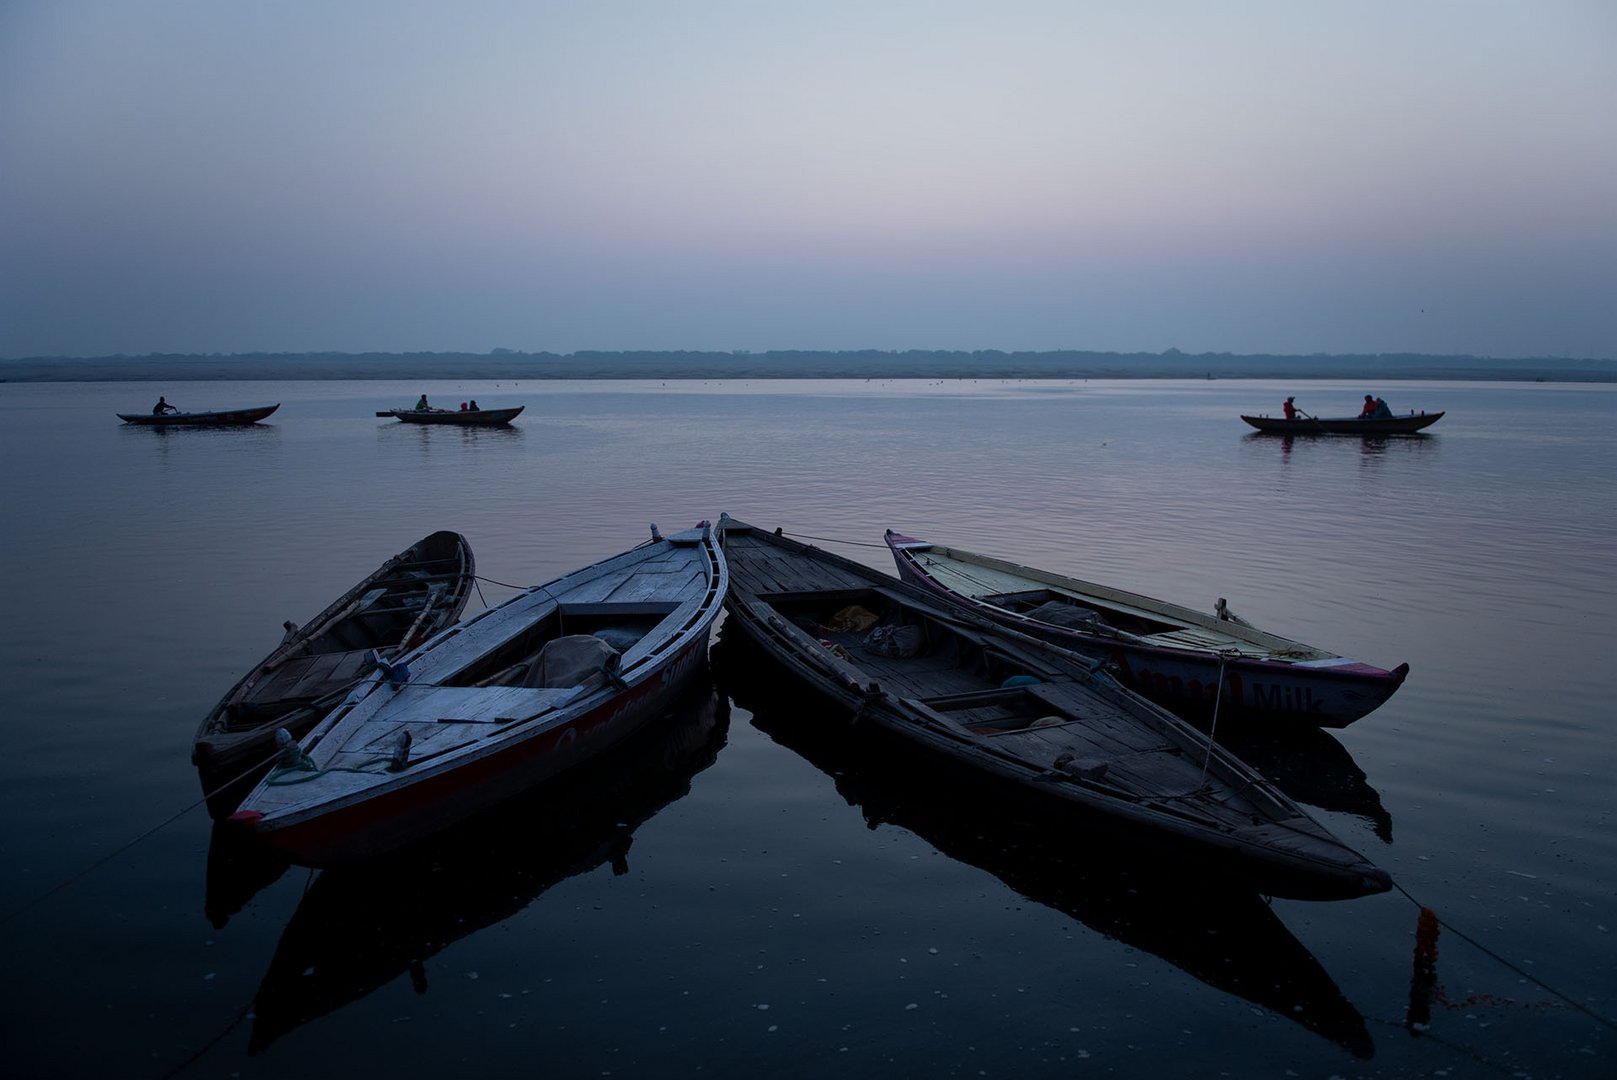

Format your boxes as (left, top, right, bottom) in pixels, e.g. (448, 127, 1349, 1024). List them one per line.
(204, 822, 291, 930)
(245, 684, 728, 1054)
(1216, 724, 1393, 844)
(713, 630, 1375, 1059)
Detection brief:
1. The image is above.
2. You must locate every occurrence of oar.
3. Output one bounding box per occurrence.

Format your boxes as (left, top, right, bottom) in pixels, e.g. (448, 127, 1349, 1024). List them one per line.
(1294, 408, 1328, 432)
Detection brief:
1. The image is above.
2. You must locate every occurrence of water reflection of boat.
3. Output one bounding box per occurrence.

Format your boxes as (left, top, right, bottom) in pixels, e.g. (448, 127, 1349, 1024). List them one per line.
(1217, 725, 1394, 843)
(203, 821, 290, 930)
(246, 686, 728, 1054)
(712, 630, 1375, 1059)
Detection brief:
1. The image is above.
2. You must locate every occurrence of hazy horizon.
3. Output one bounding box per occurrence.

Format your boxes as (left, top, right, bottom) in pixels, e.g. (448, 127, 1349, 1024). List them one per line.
(3, 2, 1614, 359)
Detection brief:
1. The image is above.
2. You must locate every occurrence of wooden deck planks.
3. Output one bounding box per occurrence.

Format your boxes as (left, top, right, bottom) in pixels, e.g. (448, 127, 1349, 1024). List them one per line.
(249, 649, 370, 704)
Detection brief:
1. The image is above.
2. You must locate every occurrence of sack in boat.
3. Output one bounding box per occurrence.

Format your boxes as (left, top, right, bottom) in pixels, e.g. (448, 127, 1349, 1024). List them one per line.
(824, 605, 880, 633)
(523, 634, 621, 689)
(1027, 600, 1104, 630)
(865, 624, 925, 658)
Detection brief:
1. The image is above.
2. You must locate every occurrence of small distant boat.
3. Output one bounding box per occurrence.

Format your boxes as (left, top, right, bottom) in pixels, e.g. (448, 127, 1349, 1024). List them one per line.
(885, 531, 1408, 728)
(376, 406, 524, 426)
(118, 404, 280, 426)
(717, 515, 1390, 901)
(1241, 411, 1443, 435)
(229, 522, 726, 863)
(193, 531, 475, 815)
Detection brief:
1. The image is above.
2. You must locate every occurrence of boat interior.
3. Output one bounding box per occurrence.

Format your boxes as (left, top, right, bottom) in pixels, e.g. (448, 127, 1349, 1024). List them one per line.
(763, 588, 1055, 703)
(304, 579, 448, 654)
(223, 574, 462, 729)
(979, 588, 1182, 637)
(452, 603, 680, 689)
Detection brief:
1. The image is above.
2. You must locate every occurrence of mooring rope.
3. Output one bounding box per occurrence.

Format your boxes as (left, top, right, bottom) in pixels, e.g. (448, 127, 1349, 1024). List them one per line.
(1389, 879, 1617, 1032)
(0, 744, 285, 927)
(1197, 651, 1232, 787)
(473, 573, 529, 591)
(780, 530, 889, 549)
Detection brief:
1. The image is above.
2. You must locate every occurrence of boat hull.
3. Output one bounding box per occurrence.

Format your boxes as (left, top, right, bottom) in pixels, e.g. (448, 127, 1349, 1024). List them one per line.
(718, 516, 1391, 901)
(118, 404, 280, 426)
(244, 637, 708, 863)
(381, 406, 524, 426)
(1241, 411, 1443, 435)
(887, 535, 1407, 728)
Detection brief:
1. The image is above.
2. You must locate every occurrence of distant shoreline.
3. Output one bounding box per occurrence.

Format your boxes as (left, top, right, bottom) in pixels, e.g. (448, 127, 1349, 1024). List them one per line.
(2, 349, 1613, 383)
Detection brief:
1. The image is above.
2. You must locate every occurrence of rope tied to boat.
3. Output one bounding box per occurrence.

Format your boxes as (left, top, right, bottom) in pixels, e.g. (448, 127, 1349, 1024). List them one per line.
(779, 530, 888, 549)
(265, 756, 394, 785)
(272, 728, 315, 772)
(261, 723, 397, 785)
(1385, 880, 1617, 1035)
(1197, 650, 1234, 787)
(370, 649, 410, 689)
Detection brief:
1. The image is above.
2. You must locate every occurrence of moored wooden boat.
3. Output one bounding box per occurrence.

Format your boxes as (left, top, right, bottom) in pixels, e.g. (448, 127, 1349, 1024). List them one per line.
(193, 531, 475, 815)
(717, 633, 1372, 1055)
(377, 405, 524, 426)
(118, 403, 280, 426)
(229, 522, 726, 863)
(716, 515, 1391, 901)
(885, 531, 1408, 728)
(1241, 411, 1443, 435)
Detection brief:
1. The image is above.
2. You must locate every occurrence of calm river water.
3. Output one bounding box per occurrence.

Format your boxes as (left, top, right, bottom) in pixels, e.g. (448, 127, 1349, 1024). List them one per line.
(1, 378, 1613, 1078)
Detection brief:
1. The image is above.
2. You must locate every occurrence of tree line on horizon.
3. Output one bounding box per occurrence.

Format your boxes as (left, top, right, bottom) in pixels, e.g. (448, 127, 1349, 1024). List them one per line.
(2, 348, 1612, 382)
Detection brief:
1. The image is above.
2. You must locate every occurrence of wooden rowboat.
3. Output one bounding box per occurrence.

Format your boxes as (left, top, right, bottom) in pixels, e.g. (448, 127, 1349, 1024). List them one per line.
(118, 404, 280, 426)
(718, 632, 1373, 1054)
(376, 406, 524, 426)
(193, 531, 475, 815)
(717, 515, 1390, 901)
(885, 531, 1408, 729)
(229, 522, 726, 863)
(1241, 411, 1443, 435)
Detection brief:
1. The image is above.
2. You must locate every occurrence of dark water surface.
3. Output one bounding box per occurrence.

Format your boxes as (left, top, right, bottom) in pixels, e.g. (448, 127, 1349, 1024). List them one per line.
(1, 378, 1613, 1078)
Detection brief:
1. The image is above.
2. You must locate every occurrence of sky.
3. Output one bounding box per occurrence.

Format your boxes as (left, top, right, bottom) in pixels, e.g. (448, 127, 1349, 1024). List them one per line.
(2, 1, 1614, 359)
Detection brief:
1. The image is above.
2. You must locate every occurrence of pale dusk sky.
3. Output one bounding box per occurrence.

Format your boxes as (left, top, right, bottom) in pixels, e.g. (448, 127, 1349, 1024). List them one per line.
(2, 1, 1613, 359)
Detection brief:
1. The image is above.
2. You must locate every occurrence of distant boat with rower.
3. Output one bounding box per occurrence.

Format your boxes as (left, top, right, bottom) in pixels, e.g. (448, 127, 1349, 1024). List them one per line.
(1243, 396, 1443, 435)
(118, 403, 280, 426)
(377, 399, 524, 426)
